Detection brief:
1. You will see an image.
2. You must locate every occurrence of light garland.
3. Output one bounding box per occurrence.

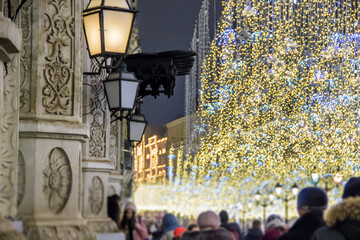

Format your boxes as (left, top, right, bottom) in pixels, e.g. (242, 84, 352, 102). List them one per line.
(135, 0, 360, 220)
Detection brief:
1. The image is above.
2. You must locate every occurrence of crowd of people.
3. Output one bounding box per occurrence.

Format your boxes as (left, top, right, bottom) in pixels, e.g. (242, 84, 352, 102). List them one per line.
(108, 177, 360, 240)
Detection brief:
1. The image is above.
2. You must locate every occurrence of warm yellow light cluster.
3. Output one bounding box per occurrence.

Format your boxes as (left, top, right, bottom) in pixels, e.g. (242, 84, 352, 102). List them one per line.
(134, 135, 168, 183)
(135, 0, 360, 219)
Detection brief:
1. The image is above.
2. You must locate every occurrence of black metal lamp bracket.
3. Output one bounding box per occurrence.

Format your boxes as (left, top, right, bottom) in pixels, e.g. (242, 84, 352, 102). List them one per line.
(83, 56, 124, 76)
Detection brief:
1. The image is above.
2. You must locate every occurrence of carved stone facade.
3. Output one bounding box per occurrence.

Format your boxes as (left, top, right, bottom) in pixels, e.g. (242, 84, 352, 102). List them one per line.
(43, 148, 72, 214)
(0, 4, 24, 239)
(89, 176, 104, 215)
(42, 0, 75, 116)
(26, 225, 96, 240)
(0, 0, 140, 238)
(17, 0, 94, 238)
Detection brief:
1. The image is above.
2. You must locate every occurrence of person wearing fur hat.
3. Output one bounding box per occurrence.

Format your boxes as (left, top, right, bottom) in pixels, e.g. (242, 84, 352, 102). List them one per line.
(312, 177, 360, 240)
(120, 202, 149, 240)
(262, 214, 289, 240)
(278, 187, 328, 240)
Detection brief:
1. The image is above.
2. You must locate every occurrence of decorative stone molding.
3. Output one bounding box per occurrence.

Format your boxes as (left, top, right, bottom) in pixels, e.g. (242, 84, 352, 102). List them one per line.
(26, 225, 96, 240)
(0, 43, 20, 219)
(88, 176, 104, 215)
(20, 0, 32, 113)
(87, 220, 119, 233)
(0, 229, 26, 240)
(110, 121, 119, 169)
(17, 151, 25, 207)
(43, 148, 72, 214)
(42, 0, 75, 116)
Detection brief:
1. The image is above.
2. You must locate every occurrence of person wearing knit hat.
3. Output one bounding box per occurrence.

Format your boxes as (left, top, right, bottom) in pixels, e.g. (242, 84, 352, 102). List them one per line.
(278, 187, 327, 240)
(173, 227, 186, 239)
(119, 201, 149, 240)
(197, 210, 221, 230)
(312, 177, 360, 240)
(162, 213, 179, 240)
(262, 214, 289, 240)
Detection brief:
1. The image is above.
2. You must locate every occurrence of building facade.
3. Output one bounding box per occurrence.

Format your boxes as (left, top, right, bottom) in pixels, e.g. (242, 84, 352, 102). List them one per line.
(134, 127, 168, 183)
(0, 0, 140, 239)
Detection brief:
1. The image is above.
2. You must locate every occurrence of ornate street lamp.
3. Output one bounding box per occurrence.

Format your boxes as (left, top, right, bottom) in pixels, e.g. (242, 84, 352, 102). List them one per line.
(275, 183, 283, 196)
(311, 173, 320, 186)
(128, 109, 147, 143)
(291, 183, 299, 196)
(255, 191, 261, 202)
(83, 0, 136, 60)
(275, 183, 299, 223)
(103, 63, 140, 113)
(333, 173, 343, 186)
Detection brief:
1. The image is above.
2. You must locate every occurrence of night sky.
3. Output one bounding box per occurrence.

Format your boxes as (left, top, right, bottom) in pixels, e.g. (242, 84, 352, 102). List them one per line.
(137, 0, 223, 126)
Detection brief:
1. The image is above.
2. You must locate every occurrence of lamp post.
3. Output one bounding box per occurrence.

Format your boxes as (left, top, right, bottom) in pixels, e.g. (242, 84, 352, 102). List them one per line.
(275, 183, 299, 223)
(311, 173, 343, 192)
(325, 173, 343, 192)
(255, 191, 273, 221)
(128, 108, 147, 144)
(311, 173, 320, 187)
(83, 0, 136, 60)
(103, 62, 140, 115)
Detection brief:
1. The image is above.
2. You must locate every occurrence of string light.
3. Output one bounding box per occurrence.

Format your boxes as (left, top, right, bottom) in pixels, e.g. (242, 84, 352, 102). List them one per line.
(135, 0, 360, 219)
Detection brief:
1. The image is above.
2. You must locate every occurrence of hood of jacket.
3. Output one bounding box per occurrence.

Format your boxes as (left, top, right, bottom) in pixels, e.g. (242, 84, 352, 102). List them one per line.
(325, 197, 360, 227)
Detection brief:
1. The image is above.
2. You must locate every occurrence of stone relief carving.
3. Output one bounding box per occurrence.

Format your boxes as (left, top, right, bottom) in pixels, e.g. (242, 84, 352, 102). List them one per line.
(26, 225, 96, 240)
(20, 0, 33, 113)
(17, 151, 25, 207)
(110, 121, 119, 169)
(0, 54, 19, 217)
(43, 148, 72, 214)
(89, 111, 106, 157)
(0, 230, 26, 240)
(87, 220, 119, 233)
(84, 64, 108, 157)
(88, 176, 104, 215)
(42, 0, 75, 115)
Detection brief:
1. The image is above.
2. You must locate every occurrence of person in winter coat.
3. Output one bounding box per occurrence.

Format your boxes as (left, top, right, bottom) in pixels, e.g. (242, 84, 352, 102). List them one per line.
(262, 214, 288, 240)
(197, 210, 221, 230)
(119, 202, 149, 240)
(245, 220, 264, 240)
(278, 187, 328, 240)
(162, 213, 179, 240)
(181, 228, 235, 240)
(219, 210, 244, 240)
(312, 177, 360, 240)
(181, 211, 235, 240)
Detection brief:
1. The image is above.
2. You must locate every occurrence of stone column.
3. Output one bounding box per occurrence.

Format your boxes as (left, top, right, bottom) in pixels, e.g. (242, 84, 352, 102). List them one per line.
(82, 55, 119, 233)
(0, 11, 25, 240)
(17, 0, 95, 238)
